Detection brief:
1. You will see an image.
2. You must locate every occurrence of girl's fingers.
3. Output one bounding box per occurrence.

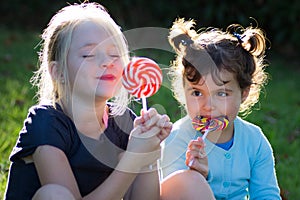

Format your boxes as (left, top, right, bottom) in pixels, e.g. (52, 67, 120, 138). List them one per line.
(141, 108, 157, 121)
(140, 108, 172, 130)
(157, 125, 172, 142)
(157, 114, 171, 128)
(140, 108, 160, 128)
(143, 114, 160, 129)
(186, 149, 209, 178)
(186, 149, 206, 160)
(185, 150, 196, 167)
(186, 145, 207, 167)
(134, 116, 144, 127)
(188, 142, 204, 151)
(137, 108, 173, 143)
(188, 137, 205, 147)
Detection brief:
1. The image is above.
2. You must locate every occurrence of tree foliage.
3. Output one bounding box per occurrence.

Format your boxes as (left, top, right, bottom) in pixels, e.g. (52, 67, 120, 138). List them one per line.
(1, 0, 299, 58)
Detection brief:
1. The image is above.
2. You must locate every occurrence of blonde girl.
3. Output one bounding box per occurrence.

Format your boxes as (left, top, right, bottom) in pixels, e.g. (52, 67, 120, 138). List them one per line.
(5, 2, 171, 200)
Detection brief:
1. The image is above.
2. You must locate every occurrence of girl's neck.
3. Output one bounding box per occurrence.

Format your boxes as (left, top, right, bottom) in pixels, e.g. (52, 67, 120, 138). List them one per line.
(207, 122, 234, 144)
(60, 98, 109, 139)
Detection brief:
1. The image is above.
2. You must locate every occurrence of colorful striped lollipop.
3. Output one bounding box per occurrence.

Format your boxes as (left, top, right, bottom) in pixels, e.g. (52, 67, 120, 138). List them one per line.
(188, 115, 229, 167)
(122, 57, 162, 110)
(192, 115, 229, 140)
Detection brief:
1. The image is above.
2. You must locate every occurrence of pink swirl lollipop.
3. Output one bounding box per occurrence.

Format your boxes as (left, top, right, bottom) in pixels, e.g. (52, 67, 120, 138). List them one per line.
(192, 115, 229, 140)
(122, 57, 162, 110)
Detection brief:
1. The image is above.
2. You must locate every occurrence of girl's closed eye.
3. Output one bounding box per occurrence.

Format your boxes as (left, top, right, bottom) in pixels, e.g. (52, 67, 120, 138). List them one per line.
(109, 54, 121, 59)
(82, 50, 96, 58)
(82, 54, 95, 58)
(108, 46, 121, 58)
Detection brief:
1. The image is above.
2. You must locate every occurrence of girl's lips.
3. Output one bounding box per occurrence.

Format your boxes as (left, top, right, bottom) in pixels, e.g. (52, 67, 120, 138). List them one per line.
(99, 74, 116, 81)
(197, 115, 218, 119)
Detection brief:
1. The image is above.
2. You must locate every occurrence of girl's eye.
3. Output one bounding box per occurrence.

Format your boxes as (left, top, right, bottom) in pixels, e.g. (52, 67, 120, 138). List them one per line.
(82, 54, 95, 58)
(109, 54, 121, 58)
(217, 91, 228, 97)
(192, 90, 202, 97)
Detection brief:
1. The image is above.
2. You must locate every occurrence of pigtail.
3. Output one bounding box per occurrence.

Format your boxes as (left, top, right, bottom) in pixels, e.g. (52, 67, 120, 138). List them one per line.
(228, 24, 266, 57)
(240, 28, 266, 57)
(227, 23, 268, 115)
(167, 18, 198, 108)
(168, 18, 196, 53)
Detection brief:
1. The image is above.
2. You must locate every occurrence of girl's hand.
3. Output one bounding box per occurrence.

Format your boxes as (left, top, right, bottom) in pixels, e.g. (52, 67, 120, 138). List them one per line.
(185, 137, 209, 178)
(125, 108, 172, 170)
(134, 108, 172, 144)
(138, 108, 172, 142)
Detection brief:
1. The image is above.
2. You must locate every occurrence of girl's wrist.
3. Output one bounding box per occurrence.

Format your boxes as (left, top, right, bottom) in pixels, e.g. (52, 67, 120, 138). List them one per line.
(116, 151, 143, 173)
(116, 150, 160, 173)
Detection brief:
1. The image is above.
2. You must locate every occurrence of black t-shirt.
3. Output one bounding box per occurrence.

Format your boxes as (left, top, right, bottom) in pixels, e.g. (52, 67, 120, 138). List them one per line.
(5, 104, 136, 199)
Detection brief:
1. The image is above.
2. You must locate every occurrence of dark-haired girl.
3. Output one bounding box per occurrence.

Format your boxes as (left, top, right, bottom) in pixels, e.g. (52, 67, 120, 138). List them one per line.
(160, 18, 281, 200)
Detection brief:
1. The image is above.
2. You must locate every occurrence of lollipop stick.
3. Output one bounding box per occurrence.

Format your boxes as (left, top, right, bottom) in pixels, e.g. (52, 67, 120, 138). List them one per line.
(188, 129, 209, 167)
(202, 129, 209, 140)
(188, 159, 194, 167)
(142, 96, 147, 111)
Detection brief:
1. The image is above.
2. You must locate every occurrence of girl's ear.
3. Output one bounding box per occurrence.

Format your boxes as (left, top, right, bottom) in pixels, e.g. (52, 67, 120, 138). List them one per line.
(49, 61, 59, 81)
(241, 87, 250, 103)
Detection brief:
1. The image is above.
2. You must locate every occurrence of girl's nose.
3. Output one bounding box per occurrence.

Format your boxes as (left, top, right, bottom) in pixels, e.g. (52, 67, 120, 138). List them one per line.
(201, 96, 215, 112)
(101, 55, 115, 68)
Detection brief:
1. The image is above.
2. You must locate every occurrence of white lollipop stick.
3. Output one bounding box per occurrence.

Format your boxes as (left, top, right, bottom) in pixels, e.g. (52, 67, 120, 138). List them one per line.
(201, 129, 209, 140)
(142, 96, 147, 111)
(188, 129, 209, 167)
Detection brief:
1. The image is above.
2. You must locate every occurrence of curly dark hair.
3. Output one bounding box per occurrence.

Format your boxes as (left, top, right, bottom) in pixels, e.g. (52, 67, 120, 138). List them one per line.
(168, 18, 268, 115)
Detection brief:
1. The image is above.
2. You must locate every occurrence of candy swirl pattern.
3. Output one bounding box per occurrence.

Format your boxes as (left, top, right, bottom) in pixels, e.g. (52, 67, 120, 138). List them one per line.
(192, 115, 229, 133)
(122, 57, 162, 98)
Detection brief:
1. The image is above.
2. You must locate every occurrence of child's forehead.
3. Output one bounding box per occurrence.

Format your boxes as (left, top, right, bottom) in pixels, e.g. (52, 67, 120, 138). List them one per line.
(189, 70, 235, 86)
(71, 22, 116, 48)
(218, 69, 235, 80)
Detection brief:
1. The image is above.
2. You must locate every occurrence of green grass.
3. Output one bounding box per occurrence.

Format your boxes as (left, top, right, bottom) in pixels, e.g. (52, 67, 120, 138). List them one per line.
(245, 59, 300, 199)
(0, 29, 39, 197)
(1, 29, 299, 199)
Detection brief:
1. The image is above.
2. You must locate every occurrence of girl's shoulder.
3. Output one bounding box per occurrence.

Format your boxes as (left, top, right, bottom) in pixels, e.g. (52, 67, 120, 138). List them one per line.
(234, 116, 270, 145)
(172, 115, 192, 130)
(25, 103, 75, 131)
(28, 103, 67, 119)
(10, 104, 78, 162)
(235, 116, 262, 133)
(165, 115, 195, 143)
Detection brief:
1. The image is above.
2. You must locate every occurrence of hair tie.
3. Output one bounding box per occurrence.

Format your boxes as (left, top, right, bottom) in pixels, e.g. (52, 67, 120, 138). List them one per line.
(233, 32, 243, 44)
(181, 38, 193, 46)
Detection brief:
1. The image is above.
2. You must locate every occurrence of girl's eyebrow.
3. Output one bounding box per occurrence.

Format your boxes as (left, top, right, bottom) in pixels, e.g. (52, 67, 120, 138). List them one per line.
(80, 43, 118, 51)
(186, 87, 196, 91)
(186, 85, 203, 92)
(79, 43, 97, 50)
(187, 83, 234, 92)
(222, 79, 231, 85)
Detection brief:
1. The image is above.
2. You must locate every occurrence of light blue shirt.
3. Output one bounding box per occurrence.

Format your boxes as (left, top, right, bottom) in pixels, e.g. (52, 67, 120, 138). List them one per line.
(160, 116, 281, 200)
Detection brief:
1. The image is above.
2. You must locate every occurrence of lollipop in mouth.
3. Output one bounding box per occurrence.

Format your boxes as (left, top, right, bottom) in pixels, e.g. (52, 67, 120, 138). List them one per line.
(192, 115, 229, 140)
(188, 115, 229, 167)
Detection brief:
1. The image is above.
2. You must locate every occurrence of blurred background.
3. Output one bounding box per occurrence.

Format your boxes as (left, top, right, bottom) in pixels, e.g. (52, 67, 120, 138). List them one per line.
(0, 0, 299, 199)
(1, 0, 299, 58)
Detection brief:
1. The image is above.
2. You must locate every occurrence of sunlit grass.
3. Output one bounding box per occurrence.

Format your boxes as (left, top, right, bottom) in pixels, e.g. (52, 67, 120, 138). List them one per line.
(245, 59, 300, 198)
(0, 29, 38, 197)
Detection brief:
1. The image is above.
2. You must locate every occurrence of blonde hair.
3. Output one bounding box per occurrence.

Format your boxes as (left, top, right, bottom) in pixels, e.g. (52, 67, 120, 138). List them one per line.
(168, 18, 268, 116)
(31, 2, 130, 115)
